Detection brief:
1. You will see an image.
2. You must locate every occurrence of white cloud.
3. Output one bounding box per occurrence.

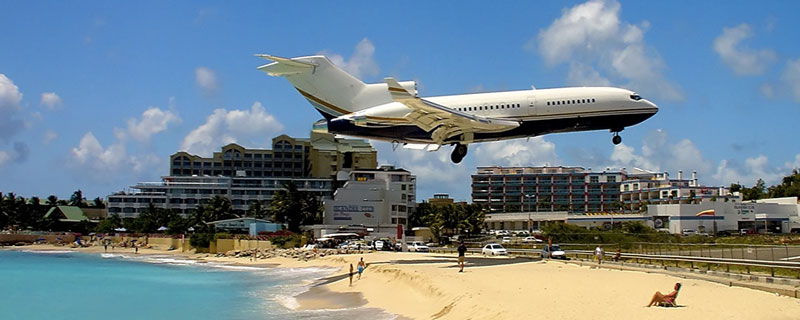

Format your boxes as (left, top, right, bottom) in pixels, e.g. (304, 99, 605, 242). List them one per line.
(713, 155, 784, 186)
(0, 151, 8, 166)
(43, 130, 58, 145)
(713, 24, 776, 76)
(67, 132, 161, 181)
(0, 73, 24, 143)
(69, 132, 127, 173)
(40, 92, 62, 110)
(786, 154, 800, 171)
(124, 107, 181, 143)
(473, 138, 561, 167)
(320, 38, 380, 80)
(66, 103, 180, 180)
(606, 129, 712, 180)
(567, 62, 611, 86)
(181, 102, 283, 155)
(760, 83, 775, 98)
(781, 58, 800, 103)
(195, 67, 218, 96)
(532, 0, 682, 101)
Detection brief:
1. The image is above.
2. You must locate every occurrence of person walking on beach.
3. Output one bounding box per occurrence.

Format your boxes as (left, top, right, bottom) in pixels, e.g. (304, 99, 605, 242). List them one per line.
(357, 257, 366, 279)
(457, 241, 467, 273)
(349, 264, 354, 287)
(595, 245, 604, 265)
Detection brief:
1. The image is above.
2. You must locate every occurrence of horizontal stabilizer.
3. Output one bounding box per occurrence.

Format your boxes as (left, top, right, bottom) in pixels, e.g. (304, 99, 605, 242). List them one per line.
(255, 54, 316, 76)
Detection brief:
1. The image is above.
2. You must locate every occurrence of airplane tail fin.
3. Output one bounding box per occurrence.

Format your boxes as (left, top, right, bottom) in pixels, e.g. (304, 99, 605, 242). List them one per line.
(257, 54, 369, 119)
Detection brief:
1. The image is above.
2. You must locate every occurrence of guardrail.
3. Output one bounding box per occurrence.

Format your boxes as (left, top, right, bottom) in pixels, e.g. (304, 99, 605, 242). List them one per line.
(428, 246, 800, 278)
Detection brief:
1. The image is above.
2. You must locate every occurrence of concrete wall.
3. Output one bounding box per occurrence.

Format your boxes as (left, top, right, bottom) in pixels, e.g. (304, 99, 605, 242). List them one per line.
(213, 238, 273, 254)
(0, 234, 78, 245)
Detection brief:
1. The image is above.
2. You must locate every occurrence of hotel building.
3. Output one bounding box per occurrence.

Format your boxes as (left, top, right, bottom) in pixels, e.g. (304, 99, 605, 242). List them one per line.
(108, 132, 377, 218)
(471, 166, 625, 214)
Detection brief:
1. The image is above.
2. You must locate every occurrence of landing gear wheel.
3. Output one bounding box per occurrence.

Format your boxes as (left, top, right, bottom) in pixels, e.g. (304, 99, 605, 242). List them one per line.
(450, 143, 468, 164)
(612, 134, 622, 145)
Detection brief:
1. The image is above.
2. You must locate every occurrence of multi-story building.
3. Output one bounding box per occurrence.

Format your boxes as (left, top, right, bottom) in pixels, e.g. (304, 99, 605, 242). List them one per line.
(620, 169, 738, 213)
(108, 131, 377, 218)
(168, 132, 376, 178)
(108, 176, 334, 218)
(323, 165, 416, 226)
(472, 166, 625, 213)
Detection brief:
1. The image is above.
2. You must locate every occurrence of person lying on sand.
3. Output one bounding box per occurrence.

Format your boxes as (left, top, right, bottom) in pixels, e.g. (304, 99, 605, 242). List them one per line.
(647, 283, 681, 307)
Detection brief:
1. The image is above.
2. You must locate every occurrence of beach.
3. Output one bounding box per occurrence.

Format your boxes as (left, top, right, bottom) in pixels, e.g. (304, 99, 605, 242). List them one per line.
(12, 244, 800, 320)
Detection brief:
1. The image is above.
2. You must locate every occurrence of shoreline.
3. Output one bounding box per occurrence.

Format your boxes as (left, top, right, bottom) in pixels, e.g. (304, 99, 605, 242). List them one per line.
(8, 244, 800, 319)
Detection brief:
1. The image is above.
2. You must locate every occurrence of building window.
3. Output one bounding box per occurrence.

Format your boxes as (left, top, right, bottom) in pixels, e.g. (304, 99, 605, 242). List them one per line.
(607, 176, 616, 183)
(590, 176, 599, 183)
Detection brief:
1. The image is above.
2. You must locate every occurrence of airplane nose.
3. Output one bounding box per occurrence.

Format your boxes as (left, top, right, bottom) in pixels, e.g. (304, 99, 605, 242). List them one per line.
(645, 99, 658, 113)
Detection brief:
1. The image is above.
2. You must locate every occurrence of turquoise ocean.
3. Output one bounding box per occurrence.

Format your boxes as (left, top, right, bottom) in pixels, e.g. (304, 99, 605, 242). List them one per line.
(0, 250, 395, 320)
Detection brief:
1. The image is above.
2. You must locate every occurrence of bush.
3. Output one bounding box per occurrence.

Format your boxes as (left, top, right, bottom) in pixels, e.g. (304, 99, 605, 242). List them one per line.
(214, 232, 232, 240)
(189, 233, 214, 248)
(270, 233, 303, 248)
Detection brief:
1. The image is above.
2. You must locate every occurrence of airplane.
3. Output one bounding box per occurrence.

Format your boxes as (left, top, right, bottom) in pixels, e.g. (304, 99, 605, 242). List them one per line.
(256, 54, 658, 164)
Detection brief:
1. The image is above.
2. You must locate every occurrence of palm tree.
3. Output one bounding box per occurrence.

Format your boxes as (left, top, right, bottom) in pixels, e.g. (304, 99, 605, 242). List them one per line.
(269, 181, 322, 232)
(246, 200, 269, 219)
(92, 197, 105, 208)
(47, 195, 58, 207)
(70, 190, 86, 207)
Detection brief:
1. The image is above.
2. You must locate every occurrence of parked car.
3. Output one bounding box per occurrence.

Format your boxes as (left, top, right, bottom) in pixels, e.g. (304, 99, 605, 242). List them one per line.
(522, 236, 543, 243)
(495, 230, 510, 237)
(348, 240, 367, 250)
(502, 236, 512, 243)
(681, 229, 696, 236)
(374, 239, 392, 251)
(408, 241, 430, 252)
(482, 243, 507, 256)
(541, 244, 566, 259)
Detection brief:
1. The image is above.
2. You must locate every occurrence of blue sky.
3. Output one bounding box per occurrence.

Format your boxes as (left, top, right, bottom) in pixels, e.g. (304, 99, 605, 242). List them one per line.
(1, 0, 799, 202)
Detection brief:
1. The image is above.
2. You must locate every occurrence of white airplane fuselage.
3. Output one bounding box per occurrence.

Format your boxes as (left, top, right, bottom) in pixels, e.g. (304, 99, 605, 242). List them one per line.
(325, 86, 657, 146)
(258, 55, 658, 163)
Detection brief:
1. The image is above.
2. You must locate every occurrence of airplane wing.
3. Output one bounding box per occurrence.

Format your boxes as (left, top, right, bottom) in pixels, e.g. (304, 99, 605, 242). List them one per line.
(384, 77, 520, 144)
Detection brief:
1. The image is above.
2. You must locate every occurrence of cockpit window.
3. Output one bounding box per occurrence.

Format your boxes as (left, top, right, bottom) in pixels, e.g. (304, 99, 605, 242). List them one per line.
(630, 94, 642, 101)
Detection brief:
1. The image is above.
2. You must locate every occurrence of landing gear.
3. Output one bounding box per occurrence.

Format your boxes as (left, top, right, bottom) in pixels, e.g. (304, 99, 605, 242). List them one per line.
(611, 129, 623, 145)
(451, 143, 468, 164)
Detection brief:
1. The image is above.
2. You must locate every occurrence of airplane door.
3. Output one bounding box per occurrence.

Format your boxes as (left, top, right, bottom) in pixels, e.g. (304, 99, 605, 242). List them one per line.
(527, 96, 537, 116)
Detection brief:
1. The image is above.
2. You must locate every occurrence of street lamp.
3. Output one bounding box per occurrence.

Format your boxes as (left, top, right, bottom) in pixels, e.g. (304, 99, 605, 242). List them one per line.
(525, 194, 536, 233)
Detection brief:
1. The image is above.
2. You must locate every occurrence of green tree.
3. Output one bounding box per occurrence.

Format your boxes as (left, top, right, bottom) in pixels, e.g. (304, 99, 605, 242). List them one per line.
(246, 200, 269, 219)
(92, 197, 106, 209)
(189, 196, 236, 233)
(269, 181, 322, 232)
(688, 190, 697, 204)
(46, 195, 58, 207)
(70, 190, 86, 207)
(767, 169, 800, 198)
(96, 213, 123, 233)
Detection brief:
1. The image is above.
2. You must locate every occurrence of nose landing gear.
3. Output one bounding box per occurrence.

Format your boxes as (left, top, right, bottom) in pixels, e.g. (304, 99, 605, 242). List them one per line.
(611, 128, 623, 145)
(451, 143, 468, 164)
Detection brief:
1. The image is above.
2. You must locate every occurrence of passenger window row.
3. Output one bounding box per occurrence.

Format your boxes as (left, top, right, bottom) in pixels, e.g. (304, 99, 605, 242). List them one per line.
(547, 98, 596, 106)
(456, 103, 522, 112)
